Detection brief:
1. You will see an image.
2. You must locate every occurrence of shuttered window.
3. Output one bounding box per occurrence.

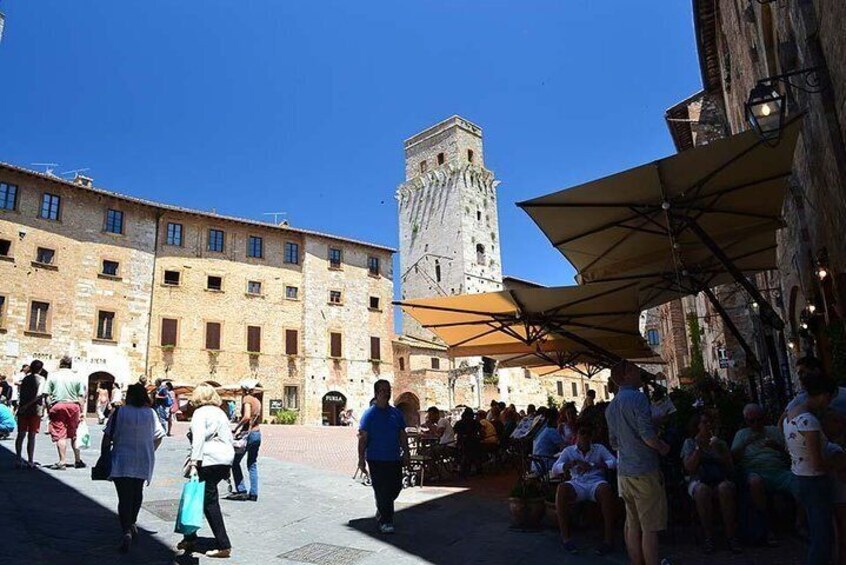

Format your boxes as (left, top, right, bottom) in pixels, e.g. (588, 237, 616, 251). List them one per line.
(205, 322, 221, 350)
(97, 311, 115, 340)
(330, 332, 342, 358)
(431, 357, 440, 370)
(370, 336, 381, 361)
(247, 326, 261, 353)
(285, 329, 298, 355)
(556, 381, 563, 396)
(161, 318, 178, 347)
(29, 301, 50, 333)
(571, 382, 577, 397)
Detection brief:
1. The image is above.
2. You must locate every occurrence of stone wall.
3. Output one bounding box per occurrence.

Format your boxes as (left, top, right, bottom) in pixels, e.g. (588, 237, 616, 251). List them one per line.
(0, 168, 155, 389)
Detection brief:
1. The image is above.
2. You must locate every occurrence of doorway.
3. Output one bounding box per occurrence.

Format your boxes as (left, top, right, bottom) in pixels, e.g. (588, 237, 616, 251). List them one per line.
(322, 391, 347, 426)
(395, 391, 421, 427)
(87, 372, 115, 414)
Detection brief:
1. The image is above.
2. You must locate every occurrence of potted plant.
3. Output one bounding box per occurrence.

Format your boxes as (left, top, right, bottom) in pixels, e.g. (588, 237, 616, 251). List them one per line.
(508, 479, 545, 529)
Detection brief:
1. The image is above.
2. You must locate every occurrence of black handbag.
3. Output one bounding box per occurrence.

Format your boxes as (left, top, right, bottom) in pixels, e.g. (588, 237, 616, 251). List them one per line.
(91, 407, 119, 481)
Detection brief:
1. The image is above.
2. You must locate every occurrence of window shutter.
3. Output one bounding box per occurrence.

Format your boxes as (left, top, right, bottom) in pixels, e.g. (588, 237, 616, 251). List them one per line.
(206, 322, 221, 350)
(370, 337, 381, 361)
(330, 332, 342, 358)
(285, 329, 298, 355)
(247, 326, 261, 353)
(161, 318, 178, 346)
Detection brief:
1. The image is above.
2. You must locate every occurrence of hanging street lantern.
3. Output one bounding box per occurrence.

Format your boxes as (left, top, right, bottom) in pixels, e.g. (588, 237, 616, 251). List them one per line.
(745, 82, 785, 145)
(745, 67, 826, 144)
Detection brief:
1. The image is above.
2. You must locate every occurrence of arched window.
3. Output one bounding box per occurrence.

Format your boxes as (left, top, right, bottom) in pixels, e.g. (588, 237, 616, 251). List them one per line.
(467, 149, 474, 163)
(398, 357, 405, 371)
(476, 244, 485, 264)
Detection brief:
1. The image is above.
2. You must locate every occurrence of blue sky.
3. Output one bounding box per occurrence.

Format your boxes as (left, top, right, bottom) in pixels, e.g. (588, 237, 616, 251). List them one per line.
(0, 1, 701, 303)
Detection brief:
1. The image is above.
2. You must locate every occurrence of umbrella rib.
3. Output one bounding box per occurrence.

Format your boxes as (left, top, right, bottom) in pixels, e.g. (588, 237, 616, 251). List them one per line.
(423, 319, 501, 329)
(551, 212, 650, 247)
(561, 321, 640, 337)
(450, 324, 513, 349)
(578, 210, 667, 275)
(683, 207, 782, 222)
(395, 302, 511, 318)
(543, 280, 640, 316)
(519, 201, 661, 209)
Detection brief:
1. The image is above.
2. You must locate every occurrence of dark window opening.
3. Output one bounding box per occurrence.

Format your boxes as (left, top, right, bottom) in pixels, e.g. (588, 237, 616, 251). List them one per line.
(0, 183, 18, 210)
(557, 381, 563, 396)
(330, 332, 343, 358)
(36, 247, 55, 265)
(476, 244, 485, 264)
(284, 242, 300, 264)
(571, 382, 578, 396)
(482, 356, 496, 376)
(368, 256, 380, 276)
(467, 149, 474, 163)
(29, 301, 50, 333)
(207, 276, 223, 291)
(370, 336, 381, 361)
(398, 357, 405, 371)
(40, 193, 61, 220)
(329, 290, 342, 304)
(0, 239, 11, 256)
(419, 161, 428, 173)
(431, 357, 440, 370)
(369, 296, 380, 310)
(247, 236, 263, 258)
(105, 209, 124, 234)
(435, 260, 441, 282)
(102, 260, 119, 276)
(328, 247, 342, 268)
(164, 270, 181, 286)
(437, 153, 445, 165)
(284, 386, 299, 409)
(247, 281, 262, 295)
(286, 286, 299, 300)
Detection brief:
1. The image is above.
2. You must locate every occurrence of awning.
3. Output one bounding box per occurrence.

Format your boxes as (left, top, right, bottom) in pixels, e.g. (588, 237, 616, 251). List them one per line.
(518, 117, 801, 287)
(397, 280, 648, 365)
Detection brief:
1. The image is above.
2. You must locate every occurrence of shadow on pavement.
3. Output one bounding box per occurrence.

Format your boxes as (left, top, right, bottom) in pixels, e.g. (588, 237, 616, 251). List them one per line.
(0, 440, 177, 565)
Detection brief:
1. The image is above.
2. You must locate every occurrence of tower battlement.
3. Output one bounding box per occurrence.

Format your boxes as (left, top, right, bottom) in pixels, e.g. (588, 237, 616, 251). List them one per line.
(403, 115, 485, 181)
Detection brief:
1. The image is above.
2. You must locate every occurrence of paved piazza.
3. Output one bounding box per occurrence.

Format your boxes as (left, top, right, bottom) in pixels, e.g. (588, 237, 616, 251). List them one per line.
(0, 420, 807, 564)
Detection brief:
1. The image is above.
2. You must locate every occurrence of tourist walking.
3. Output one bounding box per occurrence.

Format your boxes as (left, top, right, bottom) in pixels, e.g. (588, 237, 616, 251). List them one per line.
(153, 379, 170, 429)
(96, 382, 111, 425)
(15, 360, 45, 468)
(177, 383, 234, 559)
(357, 379, 409, 534)
(605, 360, 670, 565)
(227, 381, 262, 502)
(46, 356, 86, 470)
(111, 382, 123, 410)
(102, 383, 165, 553)
(784, 367, 837, 565)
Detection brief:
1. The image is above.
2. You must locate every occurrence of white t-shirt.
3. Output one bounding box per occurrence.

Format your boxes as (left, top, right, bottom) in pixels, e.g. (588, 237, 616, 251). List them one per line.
(552, 443, 617, 485)
(438, 417, 455, 446)
(111, 386, 122, 404)
(11, 372, 26, 402)
(783, 411, 827, 476)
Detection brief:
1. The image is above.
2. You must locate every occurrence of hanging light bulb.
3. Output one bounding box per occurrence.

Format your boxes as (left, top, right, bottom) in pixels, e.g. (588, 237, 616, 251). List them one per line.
(808, 304, 817, 314)
(817, 267, 829, 280)
(801, 321, 809, 330)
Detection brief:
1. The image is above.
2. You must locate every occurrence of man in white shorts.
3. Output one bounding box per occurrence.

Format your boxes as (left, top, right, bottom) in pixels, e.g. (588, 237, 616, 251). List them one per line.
(551, 423, 617, 556)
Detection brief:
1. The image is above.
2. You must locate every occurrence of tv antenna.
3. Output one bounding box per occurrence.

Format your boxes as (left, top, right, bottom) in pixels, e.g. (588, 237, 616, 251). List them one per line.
(263, 212, 288, 225)
(32, 163, 59, 176)
(60, 168, 90, 178)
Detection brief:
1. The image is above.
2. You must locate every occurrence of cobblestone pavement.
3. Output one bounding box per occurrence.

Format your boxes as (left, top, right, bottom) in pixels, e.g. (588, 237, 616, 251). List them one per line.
(0, 419, 809, 564)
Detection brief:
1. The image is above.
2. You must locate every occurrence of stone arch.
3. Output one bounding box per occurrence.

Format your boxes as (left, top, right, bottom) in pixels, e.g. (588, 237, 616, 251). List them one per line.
(395, 391, 421, 427)
(87, 371, 115, 414)
(322, 391, 347, 426)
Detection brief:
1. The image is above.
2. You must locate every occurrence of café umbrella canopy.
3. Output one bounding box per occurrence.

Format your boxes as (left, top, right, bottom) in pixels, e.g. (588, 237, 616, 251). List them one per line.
(518, 116, 802, 328)
(397, 280, 646, 366)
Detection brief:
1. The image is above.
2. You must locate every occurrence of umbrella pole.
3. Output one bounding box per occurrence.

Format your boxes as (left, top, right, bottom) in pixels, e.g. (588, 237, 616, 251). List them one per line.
(681, 218, 784, 330)
(699, 286, 762, 402)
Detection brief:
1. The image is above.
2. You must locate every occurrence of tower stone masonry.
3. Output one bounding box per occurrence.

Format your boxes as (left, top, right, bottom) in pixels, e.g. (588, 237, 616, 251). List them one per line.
(396, 115, 503, 342)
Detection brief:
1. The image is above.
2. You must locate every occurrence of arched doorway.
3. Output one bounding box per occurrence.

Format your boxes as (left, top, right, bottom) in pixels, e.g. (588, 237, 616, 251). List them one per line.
(87, 372, 115, 414)
(394, 391, 420, 427)
(322, 391, 347, 426)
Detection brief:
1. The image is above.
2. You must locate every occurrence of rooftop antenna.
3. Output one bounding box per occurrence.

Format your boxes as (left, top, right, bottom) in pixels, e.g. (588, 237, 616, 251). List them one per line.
(60, 168, 90, 178)
(32, 163, 59, 176)
(263, 212, 288, 225)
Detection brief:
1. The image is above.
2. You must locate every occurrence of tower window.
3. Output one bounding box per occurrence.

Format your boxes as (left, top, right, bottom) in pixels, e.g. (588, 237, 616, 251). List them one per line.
(419, 161, 427, 173)
(646, 329, 660, 346)
(476, 210, 481, 222)
(476, 244, 486, 264)
(435, 260, 441, 282)
(437, 152, 445, 165)
(468, 149, 474, 163)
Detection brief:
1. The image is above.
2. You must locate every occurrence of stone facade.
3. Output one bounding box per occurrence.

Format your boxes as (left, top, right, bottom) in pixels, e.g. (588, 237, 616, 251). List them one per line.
(0, 166, 156, 408)
(680, 0, 846, 393)
(0, 163, 394, 423)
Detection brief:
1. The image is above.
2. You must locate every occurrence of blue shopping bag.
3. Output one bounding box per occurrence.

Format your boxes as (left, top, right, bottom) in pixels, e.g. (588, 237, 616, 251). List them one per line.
(174, 477, 205, 535)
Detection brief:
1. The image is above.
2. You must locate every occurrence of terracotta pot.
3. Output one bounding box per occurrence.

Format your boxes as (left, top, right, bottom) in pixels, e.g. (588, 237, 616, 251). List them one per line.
(525, 497, 546, 529)
(508, 497, 528, 528)
(545, 500, 559, 529)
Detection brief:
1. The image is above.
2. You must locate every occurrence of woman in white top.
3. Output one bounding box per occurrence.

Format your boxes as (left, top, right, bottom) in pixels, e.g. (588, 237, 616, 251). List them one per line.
(784, 368, 837, 565)
(177, 383, 235, 559)
(102, 383, 165, 553)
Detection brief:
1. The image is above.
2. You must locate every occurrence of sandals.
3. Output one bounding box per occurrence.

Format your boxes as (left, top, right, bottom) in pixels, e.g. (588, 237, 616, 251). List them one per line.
(46, 463, 66, 471)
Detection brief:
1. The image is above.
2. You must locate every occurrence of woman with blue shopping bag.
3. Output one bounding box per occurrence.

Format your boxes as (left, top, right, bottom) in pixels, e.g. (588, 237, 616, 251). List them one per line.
(96, 383, 165, 553)
(176, 383, 235, 559)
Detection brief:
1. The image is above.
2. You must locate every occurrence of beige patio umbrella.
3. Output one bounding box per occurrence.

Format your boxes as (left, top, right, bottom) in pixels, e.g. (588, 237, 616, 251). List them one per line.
(518, 117, 803, 328)
(397, 280, 646, 366)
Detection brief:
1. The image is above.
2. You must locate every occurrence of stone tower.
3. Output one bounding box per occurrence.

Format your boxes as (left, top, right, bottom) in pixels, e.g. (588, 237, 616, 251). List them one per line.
(397, 116, 503, 341)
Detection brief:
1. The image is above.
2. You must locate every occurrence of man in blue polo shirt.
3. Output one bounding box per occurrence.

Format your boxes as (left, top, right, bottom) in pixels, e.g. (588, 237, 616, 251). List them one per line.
(358, 379, 409, 534)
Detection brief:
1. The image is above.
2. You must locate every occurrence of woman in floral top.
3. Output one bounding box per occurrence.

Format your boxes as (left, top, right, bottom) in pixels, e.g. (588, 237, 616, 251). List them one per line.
(784, 368, 837, 565)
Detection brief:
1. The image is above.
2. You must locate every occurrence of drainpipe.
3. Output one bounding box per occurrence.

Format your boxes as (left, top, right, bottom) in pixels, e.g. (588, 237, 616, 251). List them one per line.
(143, 213, 162, 380)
